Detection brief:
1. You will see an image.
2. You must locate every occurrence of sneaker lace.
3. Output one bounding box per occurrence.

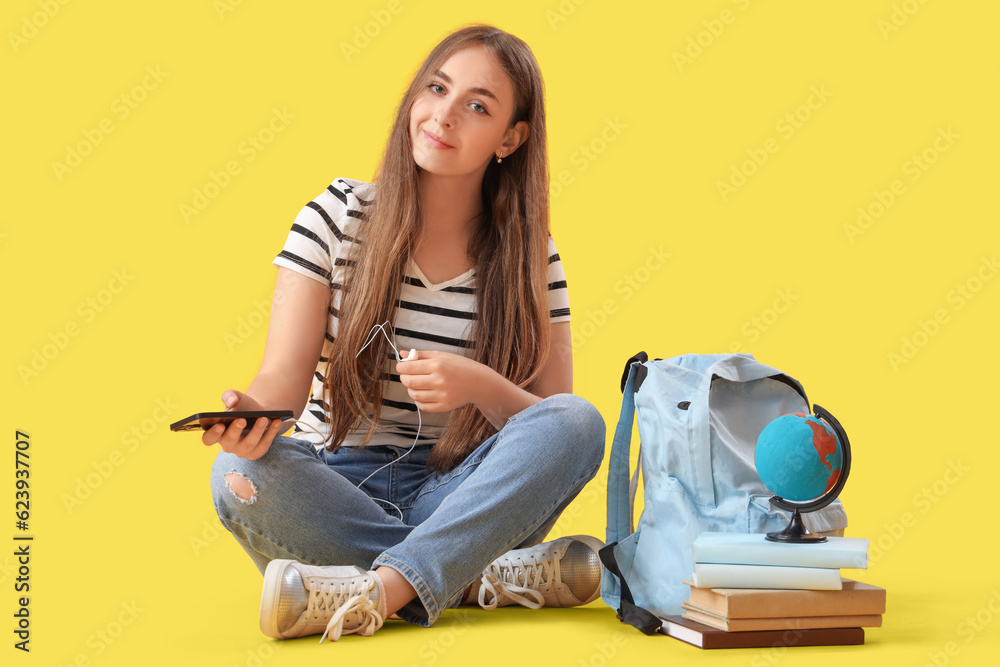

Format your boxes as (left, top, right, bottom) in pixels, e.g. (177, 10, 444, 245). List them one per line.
(478, 552, 560, 611)
(304, 577, 383, 643)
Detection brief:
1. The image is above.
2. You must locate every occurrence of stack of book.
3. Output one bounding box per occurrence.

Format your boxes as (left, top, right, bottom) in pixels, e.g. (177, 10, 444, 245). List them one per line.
(690, 531, 871, 590)
(660, 532, 886, 649)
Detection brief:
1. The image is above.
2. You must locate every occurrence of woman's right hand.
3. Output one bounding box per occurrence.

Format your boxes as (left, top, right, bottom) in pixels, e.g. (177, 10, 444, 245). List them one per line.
(201, 389, 287, 460)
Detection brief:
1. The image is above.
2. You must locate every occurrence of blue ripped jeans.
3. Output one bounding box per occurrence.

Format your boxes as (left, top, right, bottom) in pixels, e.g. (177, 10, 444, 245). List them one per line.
(209, 394, 605, 627)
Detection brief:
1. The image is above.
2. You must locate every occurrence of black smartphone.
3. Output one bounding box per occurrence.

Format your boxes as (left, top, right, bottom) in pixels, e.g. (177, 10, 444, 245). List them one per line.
(170, 411, 294, 437)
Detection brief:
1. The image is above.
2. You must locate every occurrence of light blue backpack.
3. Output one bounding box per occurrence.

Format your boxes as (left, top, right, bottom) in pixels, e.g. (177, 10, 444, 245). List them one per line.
(600, 352, 848, 633)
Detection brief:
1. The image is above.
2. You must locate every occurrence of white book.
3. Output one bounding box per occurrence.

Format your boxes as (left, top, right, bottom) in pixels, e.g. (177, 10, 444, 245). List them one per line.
(692, 563, 843, 590)
(692, 532, 870, 569)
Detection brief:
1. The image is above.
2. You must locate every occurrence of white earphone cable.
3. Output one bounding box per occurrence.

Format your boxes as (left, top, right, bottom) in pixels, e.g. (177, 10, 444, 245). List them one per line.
(350, 321, 421, 519)
(280, 321, 421, 520)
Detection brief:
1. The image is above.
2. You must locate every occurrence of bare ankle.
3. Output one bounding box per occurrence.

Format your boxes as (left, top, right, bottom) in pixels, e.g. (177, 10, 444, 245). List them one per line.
(374, 566, 417, 617)
(461, 578, 482, 605)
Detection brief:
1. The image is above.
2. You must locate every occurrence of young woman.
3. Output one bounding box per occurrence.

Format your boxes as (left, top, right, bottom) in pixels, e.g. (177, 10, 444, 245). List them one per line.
(206, 24, 606, 643)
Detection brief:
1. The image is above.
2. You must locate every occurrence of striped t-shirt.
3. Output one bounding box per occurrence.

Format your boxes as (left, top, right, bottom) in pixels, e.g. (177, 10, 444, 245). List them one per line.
(272, 177, 572, 449)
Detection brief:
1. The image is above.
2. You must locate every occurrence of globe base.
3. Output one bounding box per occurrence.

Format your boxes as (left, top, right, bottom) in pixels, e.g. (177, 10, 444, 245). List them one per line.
(766, 508, 828, 544)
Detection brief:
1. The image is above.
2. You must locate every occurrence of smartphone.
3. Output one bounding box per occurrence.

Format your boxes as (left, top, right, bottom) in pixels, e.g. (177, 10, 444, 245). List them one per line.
(169, 410, 294, 437)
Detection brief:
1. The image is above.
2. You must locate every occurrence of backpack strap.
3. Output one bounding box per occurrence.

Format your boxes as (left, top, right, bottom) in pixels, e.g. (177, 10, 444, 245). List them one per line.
(603, 352, 661, 635)
(619, 351, 649, 392)
(599, 543, 662, 635)
(607, 352, 645, 547)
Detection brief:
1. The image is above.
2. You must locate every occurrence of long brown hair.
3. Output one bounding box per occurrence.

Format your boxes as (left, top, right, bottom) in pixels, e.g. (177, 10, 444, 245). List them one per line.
(322, 24, 551, 472)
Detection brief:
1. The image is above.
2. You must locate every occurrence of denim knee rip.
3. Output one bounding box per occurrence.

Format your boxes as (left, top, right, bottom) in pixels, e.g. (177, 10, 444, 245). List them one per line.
(224, 471, 259, 505)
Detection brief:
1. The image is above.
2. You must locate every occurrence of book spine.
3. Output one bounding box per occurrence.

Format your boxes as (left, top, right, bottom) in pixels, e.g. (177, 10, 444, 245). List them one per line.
(692, 563, 843, 590)
(660, 616, 866, 649)
(692, 542, 869, 569)
(688, 584, 887, 618)
(723, 615, 883, 632)
(702, 627, 865, 650)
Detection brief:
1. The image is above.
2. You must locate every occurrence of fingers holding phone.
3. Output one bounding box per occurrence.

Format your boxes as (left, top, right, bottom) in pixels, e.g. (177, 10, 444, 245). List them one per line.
(213, 413, 287, 460)
(192, 390, 290, 459)
(200, 389, 257, 445)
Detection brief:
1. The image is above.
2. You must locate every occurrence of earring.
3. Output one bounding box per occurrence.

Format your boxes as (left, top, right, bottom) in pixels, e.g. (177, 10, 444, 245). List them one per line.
(496, 152, 503, 164)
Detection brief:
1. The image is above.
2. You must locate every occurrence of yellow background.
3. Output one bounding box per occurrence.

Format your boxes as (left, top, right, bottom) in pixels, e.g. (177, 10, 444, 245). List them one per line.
(3, 0, 998, 664)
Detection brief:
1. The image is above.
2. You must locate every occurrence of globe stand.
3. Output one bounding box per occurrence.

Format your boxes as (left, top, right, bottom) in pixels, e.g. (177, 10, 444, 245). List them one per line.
(763, 404, 852, 545)
(766, 508, 827, 543)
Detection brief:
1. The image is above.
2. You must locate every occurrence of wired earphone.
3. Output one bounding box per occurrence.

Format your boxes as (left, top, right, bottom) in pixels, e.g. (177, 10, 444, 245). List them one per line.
(287, 321, 421, 520)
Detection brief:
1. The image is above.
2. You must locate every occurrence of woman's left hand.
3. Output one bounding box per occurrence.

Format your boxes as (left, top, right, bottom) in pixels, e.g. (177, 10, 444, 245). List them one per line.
(395, 350, 493, 412)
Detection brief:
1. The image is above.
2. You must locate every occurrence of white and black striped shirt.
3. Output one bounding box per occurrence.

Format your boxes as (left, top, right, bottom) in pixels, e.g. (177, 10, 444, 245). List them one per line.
(273, 177, 572, 449)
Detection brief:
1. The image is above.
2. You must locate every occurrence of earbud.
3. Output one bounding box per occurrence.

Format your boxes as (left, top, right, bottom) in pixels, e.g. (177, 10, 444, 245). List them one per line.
(405, 349, 418, 361)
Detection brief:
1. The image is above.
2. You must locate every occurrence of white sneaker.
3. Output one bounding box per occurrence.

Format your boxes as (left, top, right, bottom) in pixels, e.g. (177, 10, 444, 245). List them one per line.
(259, 560, 387, 642)
(478, 535, 605, 610)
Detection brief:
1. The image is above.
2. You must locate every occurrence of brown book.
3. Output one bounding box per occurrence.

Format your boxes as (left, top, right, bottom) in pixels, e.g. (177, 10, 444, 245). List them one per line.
(681, 601, 882, 631)
(683, 578, 886, 618)
(660, 615, 865, 649)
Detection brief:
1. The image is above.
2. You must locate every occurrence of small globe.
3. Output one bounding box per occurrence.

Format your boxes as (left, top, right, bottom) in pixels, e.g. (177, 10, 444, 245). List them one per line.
(755, 412, 844, 502)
